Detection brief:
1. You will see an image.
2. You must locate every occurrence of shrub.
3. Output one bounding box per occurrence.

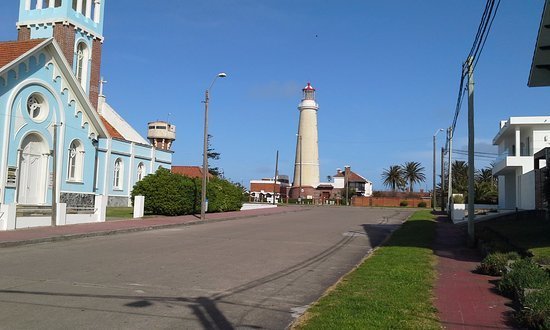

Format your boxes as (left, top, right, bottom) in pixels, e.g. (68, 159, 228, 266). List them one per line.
(131, 168, 200, 216)
(207, 178, 244, 212)
(498, 258, 550, 300)
(476, 252, 521, 276)
(518, 284, 550, 330)
(518, 285, 550, 329)
(400, 201, 408, 207)
(417, 201, 427, 208)
(453, 195, 465, 204)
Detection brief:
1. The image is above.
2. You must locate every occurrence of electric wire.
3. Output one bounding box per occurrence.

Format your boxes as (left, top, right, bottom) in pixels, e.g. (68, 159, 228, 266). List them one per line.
(446, 0, 501, 151)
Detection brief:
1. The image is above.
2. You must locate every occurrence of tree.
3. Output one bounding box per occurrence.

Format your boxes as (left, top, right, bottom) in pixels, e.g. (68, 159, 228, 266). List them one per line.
(475, 167, 498, 204)
(451, 161, 469, 196)
(401, 161, 426, 192)
(207, 134, 222, 177)
(382, 165, 405, 192)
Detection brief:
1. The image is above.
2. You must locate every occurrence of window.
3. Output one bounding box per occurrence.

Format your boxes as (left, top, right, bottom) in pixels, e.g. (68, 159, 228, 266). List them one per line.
(137, 162, 145, 182)
(55, 0, 62, 7)
(67, 140, 84, 181)
(26, 93, 48, 122)
(113, 158, 123, 189)
(75, 42, 89, 89)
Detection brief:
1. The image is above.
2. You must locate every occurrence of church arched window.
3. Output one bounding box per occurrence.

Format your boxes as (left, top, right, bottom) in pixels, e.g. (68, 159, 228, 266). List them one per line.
(113, 158, 123, 190)
(67, 139, 84, 182)
(137, 162, 145, 182)
(75, 42, 89, 90)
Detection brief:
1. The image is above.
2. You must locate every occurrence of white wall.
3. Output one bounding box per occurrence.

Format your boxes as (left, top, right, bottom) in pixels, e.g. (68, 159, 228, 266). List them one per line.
(519, 171, 536, 210)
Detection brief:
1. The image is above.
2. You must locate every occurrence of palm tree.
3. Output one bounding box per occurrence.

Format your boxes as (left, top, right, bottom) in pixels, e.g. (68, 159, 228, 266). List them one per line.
(401, 161, 426, 192)
(382, 165, 405, 192)
(475, 166, 497, 204)
(452, 161, 469, 195)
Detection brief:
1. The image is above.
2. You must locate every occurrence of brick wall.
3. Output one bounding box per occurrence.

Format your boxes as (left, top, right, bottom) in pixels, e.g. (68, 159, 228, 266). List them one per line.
(353, 196, 431, 208)
(89, 38, 102, 110)
(17, 27, 31, 41)
(53, 23, 76, 67)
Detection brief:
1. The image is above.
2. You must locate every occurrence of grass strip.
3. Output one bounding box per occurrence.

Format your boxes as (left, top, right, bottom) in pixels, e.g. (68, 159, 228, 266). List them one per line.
(106, 207, 134, 219)
(293, 209, 439, 330)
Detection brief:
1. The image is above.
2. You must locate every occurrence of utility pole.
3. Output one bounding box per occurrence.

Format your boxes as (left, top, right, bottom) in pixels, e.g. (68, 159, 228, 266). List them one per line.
(201, 89, 210, 220)
(447, 126, 453, 216)
(272, 150, 279, 205)
(51, 123, 58, 227)
(467, 57, 476, 247)
(433, 129, 443, 211)
(441, 146, 445, 212)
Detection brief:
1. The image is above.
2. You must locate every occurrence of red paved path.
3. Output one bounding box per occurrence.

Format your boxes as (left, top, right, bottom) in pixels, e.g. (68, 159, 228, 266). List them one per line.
(434, 216, 518, 329)
(0, 206, 306, 247)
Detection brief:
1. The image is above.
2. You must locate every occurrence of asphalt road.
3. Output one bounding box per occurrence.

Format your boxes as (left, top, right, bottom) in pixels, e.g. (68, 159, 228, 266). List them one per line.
(0, 207, 413, 329)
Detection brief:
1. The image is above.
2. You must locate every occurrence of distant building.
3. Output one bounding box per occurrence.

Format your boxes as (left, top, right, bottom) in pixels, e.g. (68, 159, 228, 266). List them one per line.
(172, 166, 212, 179)
(249, 175, 290, 203)
(333, 166, 373, 197)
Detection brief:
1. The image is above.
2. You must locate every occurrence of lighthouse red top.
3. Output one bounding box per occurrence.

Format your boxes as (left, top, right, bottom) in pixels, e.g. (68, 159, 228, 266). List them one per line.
(302, 82, 316, 101)
(303, 82, 315, 91)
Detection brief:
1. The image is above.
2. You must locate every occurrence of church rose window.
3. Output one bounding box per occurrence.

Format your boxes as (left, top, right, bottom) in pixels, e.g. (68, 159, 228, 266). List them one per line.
(26, 93, 48, 122)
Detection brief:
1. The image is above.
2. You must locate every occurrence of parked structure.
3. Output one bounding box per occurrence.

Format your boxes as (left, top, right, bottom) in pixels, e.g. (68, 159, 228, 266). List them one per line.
(0, 0, 173, 230)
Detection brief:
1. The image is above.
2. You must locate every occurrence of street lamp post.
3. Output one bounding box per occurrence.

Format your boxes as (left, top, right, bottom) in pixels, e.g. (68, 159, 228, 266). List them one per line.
(201, 72, 227, 220)
(433, 128, 444, 211)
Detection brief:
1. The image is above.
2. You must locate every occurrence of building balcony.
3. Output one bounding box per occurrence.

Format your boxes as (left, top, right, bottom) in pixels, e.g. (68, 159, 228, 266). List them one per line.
(492, 154, 534, 176)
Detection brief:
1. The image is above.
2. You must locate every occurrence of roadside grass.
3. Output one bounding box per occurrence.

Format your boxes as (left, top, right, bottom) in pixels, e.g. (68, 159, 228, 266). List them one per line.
(293, 209, 439, 330)
(476, 215, 550, 261)
(106, 207, 133, 219)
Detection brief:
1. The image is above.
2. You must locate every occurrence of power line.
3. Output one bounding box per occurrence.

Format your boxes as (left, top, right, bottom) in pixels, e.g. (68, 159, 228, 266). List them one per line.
(446, 0, 501, 146)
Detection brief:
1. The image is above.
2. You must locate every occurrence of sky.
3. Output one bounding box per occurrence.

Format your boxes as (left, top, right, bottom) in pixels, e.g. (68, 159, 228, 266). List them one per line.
(1, 1, 550, 191)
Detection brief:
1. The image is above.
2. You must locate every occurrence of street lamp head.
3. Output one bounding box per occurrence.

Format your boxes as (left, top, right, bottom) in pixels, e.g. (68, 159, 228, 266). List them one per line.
(434, 128, 444, 137)
(217, 72, 227, 78)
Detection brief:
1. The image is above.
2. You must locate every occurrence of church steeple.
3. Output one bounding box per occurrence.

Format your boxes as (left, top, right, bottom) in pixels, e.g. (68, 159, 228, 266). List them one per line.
(16, 0, 106, 110)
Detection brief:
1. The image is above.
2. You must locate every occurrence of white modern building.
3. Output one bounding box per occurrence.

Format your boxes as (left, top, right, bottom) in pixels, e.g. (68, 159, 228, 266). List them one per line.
(492, 116, 550, 210)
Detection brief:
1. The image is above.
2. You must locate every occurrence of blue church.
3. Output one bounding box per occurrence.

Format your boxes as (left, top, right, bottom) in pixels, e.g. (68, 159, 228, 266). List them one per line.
(0, 0, 174, 229)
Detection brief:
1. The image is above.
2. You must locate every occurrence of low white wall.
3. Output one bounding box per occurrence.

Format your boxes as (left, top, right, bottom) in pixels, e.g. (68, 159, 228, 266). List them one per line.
(0, 204, 16, 230)
(66, 214, 97, 225)
(241, 203, 278, 211)
(450, 203, 498, 224)
(133, 196, 144, 218)
(16, 216, 51, 229)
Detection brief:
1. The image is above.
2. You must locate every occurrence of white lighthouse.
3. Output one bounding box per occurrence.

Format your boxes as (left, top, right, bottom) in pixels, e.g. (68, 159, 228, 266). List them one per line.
(290, 83, 320, 199)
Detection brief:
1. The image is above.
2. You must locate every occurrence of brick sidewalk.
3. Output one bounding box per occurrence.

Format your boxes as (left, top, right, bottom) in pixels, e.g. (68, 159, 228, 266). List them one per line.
(0, 206, 306, 248)
(434, 216, 518, 329)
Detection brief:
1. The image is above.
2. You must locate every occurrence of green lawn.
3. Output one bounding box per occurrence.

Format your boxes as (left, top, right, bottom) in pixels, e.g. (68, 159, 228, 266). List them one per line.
(476, 214, 550, 261)
(293, 210, 439, 329)
(106, 207, 134, 219)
